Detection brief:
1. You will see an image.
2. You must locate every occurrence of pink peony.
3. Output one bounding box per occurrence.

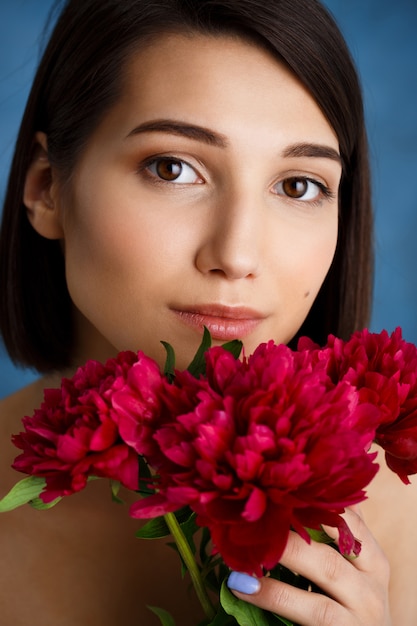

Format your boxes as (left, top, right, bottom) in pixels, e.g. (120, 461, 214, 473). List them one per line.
(130, 342, 379, 576)
(12, 351, 162, 502)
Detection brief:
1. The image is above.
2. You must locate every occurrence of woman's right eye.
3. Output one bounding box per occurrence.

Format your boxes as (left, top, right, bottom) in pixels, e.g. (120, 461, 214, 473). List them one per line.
(144, 157, 202, 184)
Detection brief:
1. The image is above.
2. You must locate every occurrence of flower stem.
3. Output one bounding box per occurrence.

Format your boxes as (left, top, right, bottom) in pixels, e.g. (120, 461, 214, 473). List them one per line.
(164, 512, 216, 621)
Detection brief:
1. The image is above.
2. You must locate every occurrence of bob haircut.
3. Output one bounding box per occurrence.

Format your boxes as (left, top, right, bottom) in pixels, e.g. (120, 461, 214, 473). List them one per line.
(0, 0, 373, 373)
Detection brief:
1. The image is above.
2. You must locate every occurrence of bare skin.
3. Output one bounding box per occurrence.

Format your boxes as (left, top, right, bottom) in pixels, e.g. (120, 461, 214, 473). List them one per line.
(361, 449, 417, 624)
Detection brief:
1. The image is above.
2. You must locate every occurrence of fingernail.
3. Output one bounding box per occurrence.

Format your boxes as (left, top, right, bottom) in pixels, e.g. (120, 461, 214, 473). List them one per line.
(227, 571, 261, 595)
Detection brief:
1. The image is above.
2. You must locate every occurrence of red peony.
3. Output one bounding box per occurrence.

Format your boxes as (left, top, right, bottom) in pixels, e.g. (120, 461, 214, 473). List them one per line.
(129, 342, 379, 576)
(300, 328, 417, 483)
(111, 353, 166, 459)
(12, 351, 160, 502)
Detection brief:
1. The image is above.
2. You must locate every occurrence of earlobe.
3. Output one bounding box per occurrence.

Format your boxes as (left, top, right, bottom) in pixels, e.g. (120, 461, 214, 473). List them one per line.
(23, 131, 64, 240)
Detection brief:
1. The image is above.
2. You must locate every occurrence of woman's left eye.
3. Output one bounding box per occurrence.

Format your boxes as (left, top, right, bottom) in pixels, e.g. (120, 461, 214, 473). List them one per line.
(273, 177, 331, 202)
(145, 157, 202, 184)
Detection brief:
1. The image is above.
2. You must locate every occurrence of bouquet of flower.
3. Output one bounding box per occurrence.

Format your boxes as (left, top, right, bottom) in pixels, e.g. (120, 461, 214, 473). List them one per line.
(1, 327, 417, 625)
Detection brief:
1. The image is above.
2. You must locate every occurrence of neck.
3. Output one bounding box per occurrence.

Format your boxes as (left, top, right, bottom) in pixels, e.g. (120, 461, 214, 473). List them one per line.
(68, 309, 119, 370)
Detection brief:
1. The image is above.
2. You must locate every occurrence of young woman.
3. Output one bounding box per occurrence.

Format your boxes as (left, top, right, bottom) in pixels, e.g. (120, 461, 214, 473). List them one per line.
(0, 0, 414, 623)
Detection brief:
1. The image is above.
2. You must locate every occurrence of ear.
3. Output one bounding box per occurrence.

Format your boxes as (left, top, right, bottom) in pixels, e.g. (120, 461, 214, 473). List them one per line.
(23, 132, 64, 239)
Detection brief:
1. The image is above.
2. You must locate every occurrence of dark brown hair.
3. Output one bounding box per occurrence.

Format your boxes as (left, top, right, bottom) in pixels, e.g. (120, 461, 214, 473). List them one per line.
(0, 0, 373, 372)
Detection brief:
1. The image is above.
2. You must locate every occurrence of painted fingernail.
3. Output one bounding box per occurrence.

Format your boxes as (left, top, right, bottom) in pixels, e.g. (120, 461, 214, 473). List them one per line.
(227, 571, 261, 595)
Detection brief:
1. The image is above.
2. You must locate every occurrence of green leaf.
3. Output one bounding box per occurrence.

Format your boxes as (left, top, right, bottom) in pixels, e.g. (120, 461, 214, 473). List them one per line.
(206, 604, 239, 625)
(179, 511, 199, 554)
(136, 507, 194, 539)
(147, 605, 177, 626)
(109, 480, 125, 504)
(220, 580, 276, 626)
(29, 496, 62, 510)
(221, 339, 243, 360)
(187, 327, 212, 377)
(0, 476, 47, 512)
(174, 506, 195, 525)
(200, 526, 212, 563)
(271, 616, 295, 626)
(161, 341, 176, 382)
(306, 527, 334, 545)
(136, 515, 170, 539)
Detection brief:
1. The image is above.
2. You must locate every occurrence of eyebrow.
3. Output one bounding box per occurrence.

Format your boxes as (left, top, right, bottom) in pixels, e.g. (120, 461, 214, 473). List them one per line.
(283, 142, 341, 164)
(126, 119, 229, 148)
(126, 119, 341, 163)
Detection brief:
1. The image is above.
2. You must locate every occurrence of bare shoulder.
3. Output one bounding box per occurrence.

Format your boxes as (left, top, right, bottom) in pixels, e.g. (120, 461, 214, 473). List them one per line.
(0, 377, 44, 422)
(0, 371, 66, 416)
(362, 447, 417, 623)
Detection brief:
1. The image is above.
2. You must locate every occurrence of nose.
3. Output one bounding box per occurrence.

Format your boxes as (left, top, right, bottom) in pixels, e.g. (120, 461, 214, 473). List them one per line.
(194, 189, 262, 279)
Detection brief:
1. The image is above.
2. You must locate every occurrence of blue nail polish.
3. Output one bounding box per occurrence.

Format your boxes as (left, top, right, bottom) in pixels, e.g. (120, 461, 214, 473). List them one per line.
(227, 571, 261, 595)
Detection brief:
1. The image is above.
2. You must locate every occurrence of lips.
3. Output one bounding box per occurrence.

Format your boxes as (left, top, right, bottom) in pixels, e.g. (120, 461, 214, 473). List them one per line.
(171, 305, 265, 341)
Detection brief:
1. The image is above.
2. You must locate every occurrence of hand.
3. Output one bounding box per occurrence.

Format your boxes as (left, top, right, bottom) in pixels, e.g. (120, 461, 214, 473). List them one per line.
(227, 507, 392, 625)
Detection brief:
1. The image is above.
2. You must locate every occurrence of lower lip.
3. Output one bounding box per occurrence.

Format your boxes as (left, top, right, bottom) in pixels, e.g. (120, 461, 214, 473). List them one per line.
(173, 310, 262, 341)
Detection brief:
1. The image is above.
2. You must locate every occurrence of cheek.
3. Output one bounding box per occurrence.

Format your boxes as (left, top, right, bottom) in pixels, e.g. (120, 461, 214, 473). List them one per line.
(60, 186, 195, 321)
(304, 232, 337, 291)
(283, 217, 338, 313)
(60, 184, 139, 316)
(280, 212, 337, 284)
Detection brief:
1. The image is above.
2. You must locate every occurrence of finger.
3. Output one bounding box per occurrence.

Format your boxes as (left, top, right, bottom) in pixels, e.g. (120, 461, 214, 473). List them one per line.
(277, 513, 389, 609)
(277, 529, 368, 608)
(321, 507, 387, 574)
(227, 572, 346, 626)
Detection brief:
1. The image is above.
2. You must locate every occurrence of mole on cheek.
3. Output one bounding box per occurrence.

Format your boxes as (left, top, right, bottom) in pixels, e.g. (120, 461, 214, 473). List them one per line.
(304, 291, 310, 298)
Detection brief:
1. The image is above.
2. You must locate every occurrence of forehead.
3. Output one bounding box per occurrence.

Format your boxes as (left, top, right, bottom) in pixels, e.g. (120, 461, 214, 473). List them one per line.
(86, 32, 339, 152)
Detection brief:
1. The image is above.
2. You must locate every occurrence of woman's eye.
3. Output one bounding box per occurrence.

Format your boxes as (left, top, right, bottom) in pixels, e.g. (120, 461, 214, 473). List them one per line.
(273, 177, 329, 202)
(145, 158, 201, 184)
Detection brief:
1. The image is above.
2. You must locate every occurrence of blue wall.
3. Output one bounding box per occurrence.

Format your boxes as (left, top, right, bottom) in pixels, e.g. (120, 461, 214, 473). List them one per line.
(1, 1, 416, 397)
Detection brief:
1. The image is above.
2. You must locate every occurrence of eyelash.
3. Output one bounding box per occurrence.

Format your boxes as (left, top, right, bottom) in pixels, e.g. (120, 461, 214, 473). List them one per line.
(140, 156, 335, 205)
(140, 156, 202, 185)
(272, 177, 335, 206)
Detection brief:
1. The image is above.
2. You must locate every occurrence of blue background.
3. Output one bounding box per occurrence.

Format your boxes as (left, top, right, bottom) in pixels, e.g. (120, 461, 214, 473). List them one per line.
(1, 0, 416, 397)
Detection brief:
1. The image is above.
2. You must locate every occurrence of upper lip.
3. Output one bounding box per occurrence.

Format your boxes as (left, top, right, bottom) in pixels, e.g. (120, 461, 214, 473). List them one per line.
(171, 304, 266, 320)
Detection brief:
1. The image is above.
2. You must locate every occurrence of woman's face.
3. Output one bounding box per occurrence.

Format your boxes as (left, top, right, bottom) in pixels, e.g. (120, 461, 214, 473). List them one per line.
(58, 33, 342, 369)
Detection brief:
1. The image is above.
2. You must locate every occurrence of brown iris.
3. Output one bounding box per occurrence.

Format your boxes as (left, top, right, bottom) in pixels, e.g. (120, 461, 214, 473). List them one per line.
(156, 159, 183, 181)
(282, 177, 309, 198)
